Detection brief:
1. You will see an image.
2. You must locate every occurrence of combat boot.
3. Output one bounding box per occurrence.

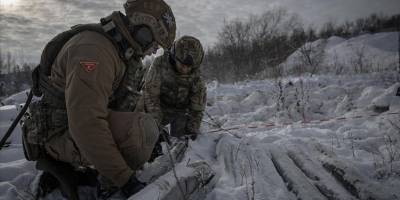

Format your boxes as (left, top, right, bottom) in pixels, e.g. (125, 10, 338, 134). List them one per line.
(36, 155, 80, 200)
(36, 163, 99, 198)
(36, 172, 59, 198)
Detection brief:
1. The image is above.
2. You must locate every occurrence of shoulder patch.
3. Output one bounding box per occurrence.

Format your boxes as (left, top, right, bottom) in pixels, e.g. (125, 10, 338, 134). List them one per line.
(80, 60, 98, 72)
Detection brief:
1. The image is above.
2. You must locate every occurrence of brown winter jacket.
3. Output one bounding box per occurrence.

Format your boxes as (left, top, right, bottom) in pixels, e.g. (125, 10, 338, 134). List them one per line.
(50, 30, 132, 187)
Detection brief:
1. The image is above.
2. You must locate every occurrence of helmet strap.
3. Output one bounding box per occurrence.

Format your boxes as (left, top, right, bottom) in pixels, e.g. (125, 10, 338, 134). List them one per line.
(168, 52, 176, 67)
(101, 12, 144, 59)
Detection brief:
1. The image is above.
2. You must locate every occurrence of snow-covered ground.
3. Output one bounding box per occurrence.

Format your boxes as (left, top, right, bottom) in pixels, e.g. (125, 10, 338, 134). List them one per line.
(198, 72, 400, 200)
(281, 32, 399, 74)
(1, 71, 399, 200)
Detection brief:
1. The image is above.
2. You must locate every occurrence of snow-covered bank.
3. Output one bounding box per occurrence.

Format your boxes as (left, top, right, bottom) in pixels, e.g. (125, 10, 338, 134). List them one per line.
(0, 71, 399, 200)
(281, 32, 399, 74)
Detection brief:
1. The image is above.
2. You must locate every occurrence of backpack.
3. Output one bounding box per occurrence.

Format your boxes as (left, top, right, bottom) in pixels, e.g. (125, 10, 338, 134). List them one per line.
(32, 23, 123, 104)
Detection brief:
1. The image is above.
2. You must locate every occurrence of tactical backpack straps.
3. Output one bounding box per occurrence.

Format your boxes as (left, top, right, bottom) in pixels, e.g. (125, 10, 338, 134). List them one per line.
(32, 24, 124, 104)
(32, 66, 65, 105)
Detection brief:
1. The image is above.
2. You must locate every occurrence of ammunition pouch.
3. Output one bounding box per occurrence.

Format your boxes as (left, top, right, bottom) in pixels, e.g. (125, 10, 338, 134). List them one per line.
(22, 101, 47, 161)
(22, 100, 68, 161)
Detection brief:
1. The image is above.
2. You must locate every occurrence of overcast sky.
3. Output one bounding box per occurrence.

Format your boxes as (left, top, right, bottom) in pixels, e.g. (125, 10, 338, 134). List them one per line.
(0, 0, 399, 64)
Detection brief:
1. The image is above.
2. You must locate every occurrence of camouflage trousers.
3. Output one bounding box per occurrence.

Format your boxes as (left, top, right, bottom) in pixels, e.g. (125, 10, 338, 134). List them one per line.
(161, 111, 189, 138)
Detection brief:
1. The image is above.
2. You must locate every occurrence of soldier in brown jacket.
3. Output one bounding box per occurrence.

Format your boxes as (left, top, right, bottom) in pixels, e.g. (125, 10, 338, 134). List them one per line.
(137, 36, 207, 141)
(21, 0, 176, 199)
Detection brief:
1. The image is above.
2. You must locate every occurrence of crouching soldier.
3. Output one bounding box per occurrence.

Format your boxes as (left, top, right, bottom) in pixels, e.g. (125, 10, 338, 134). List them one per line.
(137, 36, 207, 142)
(20, 0, 176, 199)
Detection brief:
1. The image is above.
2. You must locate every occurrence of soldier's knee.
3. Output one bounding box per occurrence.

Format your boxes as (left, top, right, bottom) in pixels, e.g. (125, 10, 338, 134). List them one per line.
(110, 111, 159, 169)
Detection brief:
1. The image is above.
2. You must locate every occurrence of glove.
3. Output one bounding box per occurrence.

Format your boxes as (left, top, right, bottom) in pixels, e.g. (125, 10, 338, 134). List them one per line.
(76, 168, 98, 187)
(185, 130, 200, 141)
(188, 133, 198, 140)
(148, 138, 163, 162)
(97, 175, 119, 200)
(159, 126, 171, 145)
(121, 175, 146, 198)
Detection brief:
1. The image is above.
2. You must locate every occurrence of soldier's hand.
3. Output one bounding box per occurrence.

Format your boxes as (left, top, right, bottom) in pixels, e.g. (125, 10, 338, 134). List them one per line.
(121, 175, 146, 198)
(189, 134, 197, 140)
(186, 130, 200, 141)
(159, 126, 171, 145)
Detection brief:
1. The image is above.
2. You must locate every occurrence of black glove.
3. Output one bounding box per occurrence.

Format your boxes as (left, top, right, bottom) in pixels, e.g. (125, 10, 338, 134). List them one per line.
(160, 126, 171, 144)
(121, 175, 146, 198)
(97, 175, 119, 200)
(186, 130, 200, 141)
(148, 138, 163, 162)
(189, 133, 198, 140)
(76, 168, 99, 187)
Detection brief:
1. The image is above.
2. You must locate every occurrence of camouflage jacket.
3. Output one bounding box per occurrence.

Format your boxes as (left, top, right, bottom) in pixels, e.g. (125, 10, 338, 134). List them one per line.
(141, 53, 206, 133)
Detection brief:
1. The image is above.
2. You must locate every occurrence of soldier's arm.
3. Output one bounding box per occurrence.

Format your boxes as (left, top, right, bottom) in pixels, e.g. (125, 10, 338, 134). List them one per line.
(143, 57, 163, 125)
(64, 43, 133, 187)
(187, 77, 207, 133)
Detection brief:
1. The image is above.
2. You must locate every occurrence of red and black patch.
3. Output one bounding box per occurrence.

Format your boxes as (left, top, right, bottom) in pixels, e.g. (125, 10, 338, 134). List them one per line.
(80, 60, 98, 72)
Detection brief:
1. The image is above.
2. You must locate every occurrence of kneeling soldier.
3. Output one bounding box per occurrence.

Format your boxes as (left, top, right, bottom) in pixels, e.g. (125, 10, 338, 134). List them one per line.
(138, 36, 207, 141)
(20, 0, 176, 199)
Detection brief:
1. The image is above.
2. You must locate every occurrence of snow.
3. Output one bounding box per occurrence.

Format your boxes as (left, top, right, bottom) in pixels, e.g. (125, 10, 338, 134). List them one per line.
(372, 83, 400, 108)
(1, 89, 31, 106)
(199, 71, 399, 200)
(282, 32, 399, 74)
(325, 36, 346, 49)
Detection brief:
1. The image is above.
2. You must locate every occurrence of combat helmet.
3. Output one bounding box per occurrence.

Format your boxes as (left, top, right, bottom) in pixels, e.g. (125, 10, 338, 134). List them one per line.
(171, 36, 204, 69)
(124, 0, 176, 49)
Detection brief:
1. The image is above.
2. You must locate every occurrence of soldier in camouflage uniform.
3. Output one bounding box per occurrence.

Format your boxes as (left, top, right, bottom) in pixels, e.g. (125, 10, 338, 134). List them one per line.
(137, 36, 207, 140)
(20, 0, 176, 199)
